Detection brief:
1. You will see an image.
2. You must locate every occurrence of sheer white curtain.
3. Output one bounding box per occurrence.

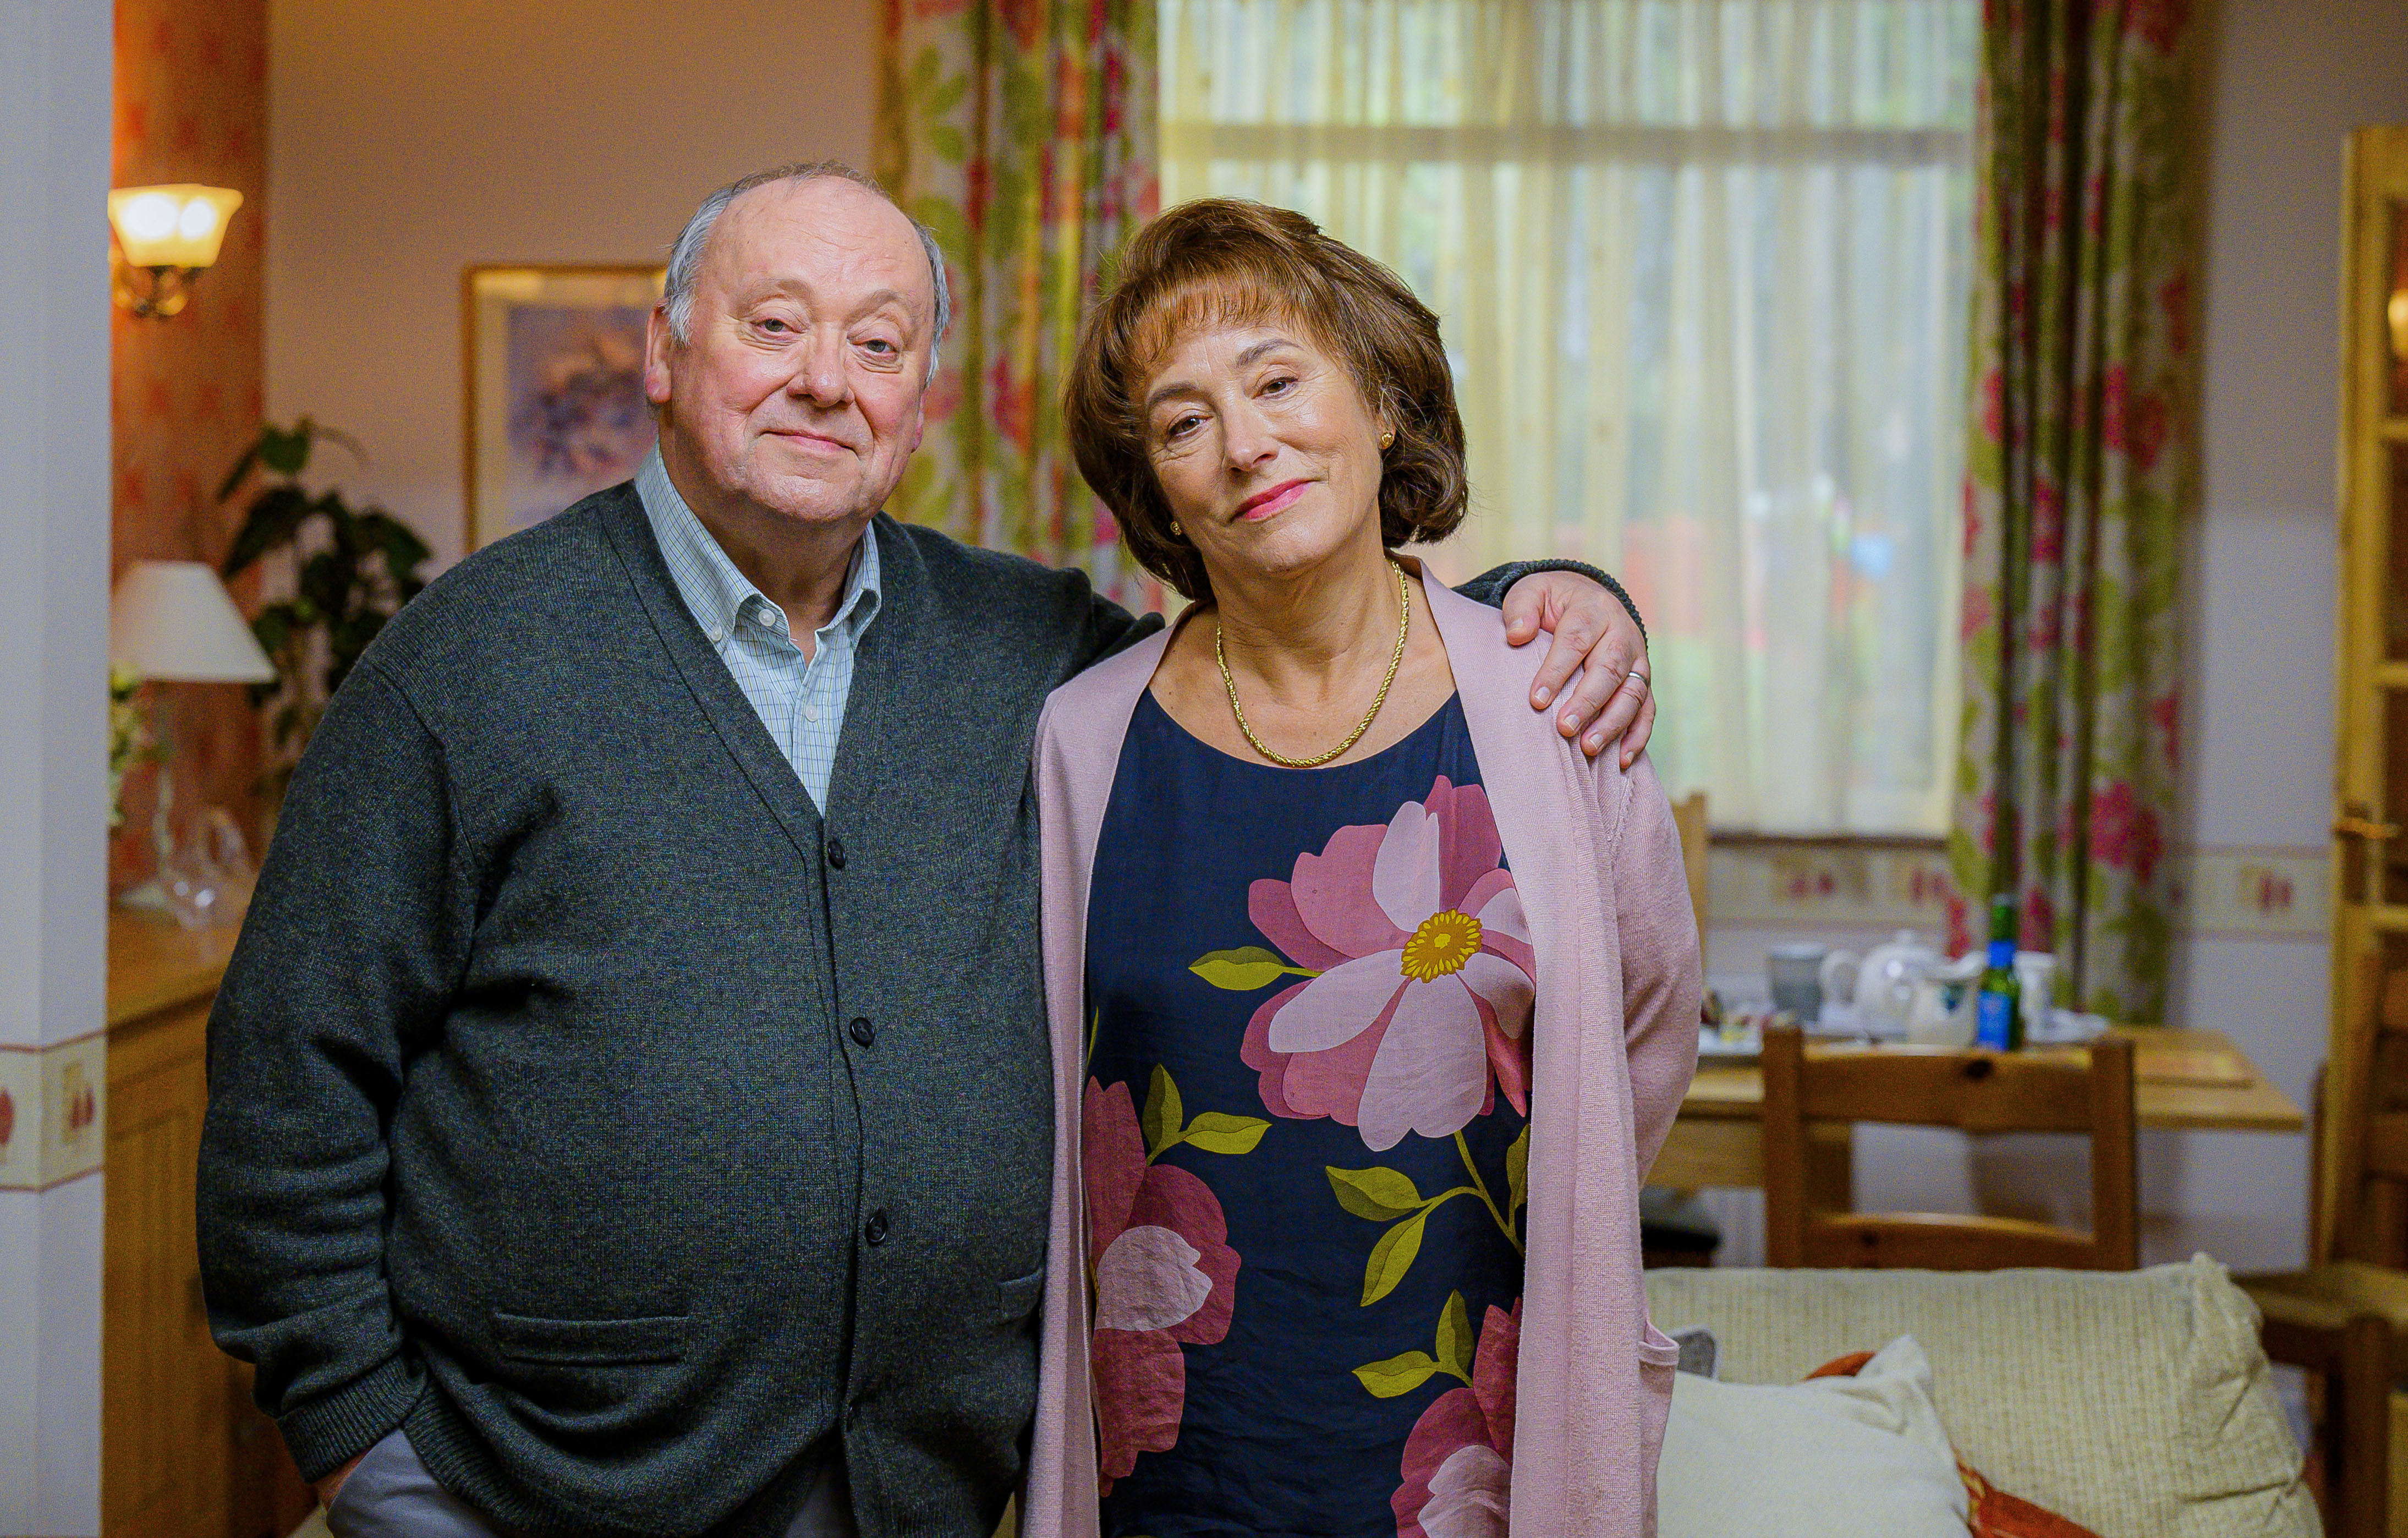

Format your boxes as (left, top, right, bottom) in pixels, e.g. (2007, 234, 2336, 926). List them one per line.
(1161, 0, 1974, 834)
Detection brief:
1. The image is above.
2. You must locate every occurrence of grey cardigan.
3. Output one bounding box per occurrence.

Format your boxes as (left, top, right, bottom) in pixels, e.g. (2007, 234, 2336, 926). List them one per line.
(196, 480, 1614, 1537)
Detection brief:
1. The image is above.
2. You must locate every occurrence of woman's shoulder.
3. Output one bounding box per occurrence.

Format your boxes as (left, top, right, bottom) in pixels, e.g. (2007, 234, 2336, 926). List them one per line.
(1423, 574, 1540, 687)
(1038, 626, 1172, 754)
(1424, 572, 1655, 835)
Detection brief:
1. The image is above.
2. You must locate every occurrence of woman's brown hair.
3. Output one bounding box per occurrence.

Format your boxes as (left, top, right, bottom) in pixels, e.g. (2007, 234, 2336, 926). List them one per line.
(1064, 198, 1468, 603)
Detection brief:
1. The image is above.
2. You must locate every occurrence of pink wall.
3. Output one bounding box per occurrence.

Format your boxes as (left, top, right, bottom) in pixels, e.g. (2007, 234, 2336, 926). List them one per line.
(112, 0, 271, 871)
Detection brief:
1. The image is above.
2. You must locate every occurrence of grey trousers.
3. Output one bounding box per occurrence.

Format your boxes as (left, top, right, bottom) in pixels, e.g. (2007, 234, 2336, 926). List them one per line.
(324, 1428, 857, 1538)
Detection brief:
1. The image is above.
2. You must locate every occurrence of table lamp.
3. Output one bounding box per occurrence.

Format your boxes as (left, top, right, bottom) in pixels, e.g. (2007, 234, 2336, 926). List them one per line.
(109, 561, 276, 919)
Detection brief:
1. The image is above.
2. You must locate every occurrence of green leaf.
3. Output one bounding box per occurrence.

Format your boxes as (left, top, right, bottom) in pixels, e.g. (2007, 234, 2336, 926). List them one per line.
(1362, 1209, 1429, 1306)
(909, 195, 971, 261)
(1140, 1064, 1183, 1157)
(1435, 1291, 1473, 1379)
(221, 483, 314, 577)
(1326, 1165, 1424, 1223)
(1188, 946, 1307, 992)
(1180, 1113, 1269, 1156)
(927, 123, 969, 163)
(260, 422, 311, 475)
(1351, 1350, 1442, 1398)
(250, 609, 291, 658)
(214, 439, 263, 504)
(924, 73, 970, 118)
(1506, 1124, 1530, 1216)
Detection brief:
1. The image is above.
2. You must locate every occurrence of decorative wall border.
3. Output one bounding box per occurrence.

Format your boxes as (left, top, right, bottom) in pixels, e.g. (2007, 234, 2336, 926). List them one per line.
(2169, 845, 2330, 939)
(0, 1031, 107, 1191)
(1706, 840, 2330, 942)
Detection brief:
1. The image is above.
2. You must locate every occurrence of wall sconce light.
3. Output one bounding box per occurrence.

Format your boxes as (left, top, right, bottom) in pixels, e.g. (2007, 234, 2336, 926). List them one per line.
(2389, 287, 2408, 363)
(108, 184, 243, 319)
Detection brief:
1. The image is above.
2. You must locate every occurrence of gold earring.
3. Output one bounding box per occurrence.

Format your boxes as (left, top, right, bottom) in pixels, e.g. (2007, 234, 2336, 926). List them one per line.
(1380, 430, 1395, 450)
(1170, 520, 1183, 538)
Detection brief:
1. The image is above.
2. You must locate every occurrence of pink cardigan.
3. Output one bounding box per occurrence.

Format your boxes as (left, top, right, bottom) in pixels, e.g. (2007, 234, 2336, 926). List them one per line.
(1023, 571, 1702, 1536)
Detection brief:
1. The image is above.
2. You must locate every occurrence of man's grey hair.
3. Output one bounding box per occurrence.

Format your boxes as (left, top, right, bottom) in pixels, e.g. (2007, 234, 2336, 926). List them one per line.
(662, 160, 952, 382)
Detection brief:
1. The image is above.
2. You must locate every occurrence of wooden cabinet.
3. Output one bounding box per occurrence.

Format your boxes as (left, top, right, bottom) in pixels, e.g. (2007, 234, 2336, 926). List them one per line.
(104, 913, 313, 1538)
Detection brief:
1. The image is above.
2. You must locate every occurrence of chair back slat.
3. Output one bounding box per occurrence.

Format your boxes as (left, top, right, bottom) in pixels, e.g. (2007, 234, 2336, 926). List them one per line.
(1802, 1214, 2108, 1271)
(1793, 1046, 2103, 1134)
(2363, 1112, 2408, 1183)
(2329, 966, 2408, 1266)
(1763, 1025, 2140, 1272)
(1670, 792, 1708, 945)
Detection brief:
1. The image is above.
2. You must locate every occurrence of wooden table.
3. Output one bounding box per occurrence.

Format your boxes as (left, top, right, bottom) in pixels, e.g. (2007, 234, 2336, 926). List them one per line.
(1652, 1026, 2306, 1192)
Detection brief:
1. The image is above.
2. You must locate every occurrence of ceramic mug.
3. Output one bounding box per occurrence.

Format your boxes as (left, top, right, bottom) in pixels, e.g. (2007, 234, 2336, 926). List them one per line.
(2015, 951, 2059, 1015)
(1767, 943, 1828, 1020)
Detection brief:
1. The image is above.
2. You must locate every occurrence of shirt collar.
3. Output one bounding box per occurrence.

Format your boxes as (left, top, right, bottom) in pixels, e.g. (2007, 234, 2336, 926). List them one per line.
(635, 448, 882, 648)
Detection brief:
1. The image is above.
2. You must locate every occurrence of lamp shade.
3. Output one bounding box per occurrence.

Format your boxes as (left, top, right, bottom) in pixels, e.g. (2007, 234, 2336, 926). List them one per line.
(109, 562, 277, 683)
(107, 184, 243, 269)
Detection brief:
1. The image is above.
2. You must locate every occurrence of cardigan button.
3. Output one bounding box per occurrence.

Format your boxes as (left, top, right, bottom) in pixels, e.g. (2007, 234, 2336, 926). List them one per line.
(825, 836, 848, 870)
(849, 1016, 876, 1048)
(865, 1209, 890, 1246)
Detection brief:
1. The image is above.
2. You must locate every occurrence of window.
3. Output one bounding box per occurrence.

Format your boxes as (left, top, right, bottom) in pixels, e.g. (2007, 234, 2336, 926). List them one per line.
(1161, 0, 1977, 834)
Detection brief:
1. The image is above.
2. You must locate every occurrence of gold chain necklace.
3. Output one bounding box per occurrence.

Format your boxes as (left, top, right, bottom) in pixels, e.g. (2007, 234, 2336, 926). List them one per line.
(1216, 563, 1411, 769)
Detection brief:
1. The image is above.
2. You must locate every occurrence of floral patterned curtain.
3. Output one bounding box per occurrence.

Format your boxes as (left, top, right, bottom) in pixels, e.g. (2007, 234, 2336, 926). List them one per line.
(875, 0, 1162, 612)
(1949, 0, 2201, 1020)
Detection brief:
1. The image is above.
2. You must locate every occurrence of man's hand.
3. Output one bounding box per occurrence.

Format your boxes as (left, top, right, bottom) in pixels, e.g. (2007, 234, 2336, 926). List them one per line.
(315, 1451, 364, 1510)
(1499, 571, 1655, 767)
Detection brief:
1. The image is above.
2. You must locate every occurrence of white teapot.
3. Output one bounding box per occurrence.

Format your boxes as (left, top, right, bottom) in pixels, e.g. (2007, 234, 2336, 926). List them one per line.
(1820, 930, 1944, 1033)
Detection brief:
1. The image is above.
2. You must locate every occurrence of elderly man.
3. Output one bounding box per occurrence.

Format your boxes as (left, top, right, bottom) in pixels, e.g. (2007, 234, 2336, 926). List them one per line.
(199, 162, 1654, 1538)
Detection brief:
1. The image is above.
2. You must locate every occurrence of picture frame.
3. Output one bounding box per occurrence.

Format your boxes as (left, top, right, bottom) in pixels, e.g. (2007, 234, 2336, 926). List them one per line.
(462, 264, 666, 551)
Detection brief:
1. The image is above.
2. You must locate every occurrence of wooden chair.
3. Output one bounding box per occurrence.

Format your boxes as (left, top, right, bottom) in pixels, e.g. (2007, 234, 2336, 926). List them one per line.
(1670, 790, 1708, 958)
(2239, 961, 2408, 1538)
(1641, 792, 1718, 1268)
(1761, 1023, 2139, 1271)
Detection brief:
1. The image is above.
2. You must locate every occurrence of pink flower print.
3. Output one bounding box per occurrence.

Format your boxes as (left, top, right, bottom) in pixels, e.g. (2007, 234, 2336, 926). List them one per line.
(1083, 1078, 1239, 1493)
(2127, 0, 2189, 52)
(1394, 1301, 1520, 1538)
(1241, 778, 1536, 1152)
(2029, 479, 2065, 562)
(2087, 781, 2165, 886)
(1960, 584, 1992, 645)
(2021, 886, 2056, 951)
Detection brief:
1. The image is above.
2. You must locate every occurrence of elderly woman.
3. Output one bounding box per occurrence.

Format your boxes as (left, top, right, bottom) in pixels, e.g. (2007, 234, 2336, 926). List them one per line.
(1022, 199, 1702, 1538)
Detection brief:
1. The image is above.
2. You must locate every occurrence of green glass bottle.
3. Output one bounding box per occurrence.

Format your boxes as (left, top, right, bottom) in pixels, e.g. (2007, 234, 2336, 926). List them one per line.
(1973, 893, 2021, 1051)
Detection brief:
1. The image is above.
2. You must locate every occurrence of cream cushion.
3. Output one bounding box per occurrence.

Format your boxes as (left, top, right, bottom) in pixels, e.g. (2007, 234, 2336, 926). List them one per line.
(1644, 1256, 2317, 1538)
(1660, 1334, 1970, 1538)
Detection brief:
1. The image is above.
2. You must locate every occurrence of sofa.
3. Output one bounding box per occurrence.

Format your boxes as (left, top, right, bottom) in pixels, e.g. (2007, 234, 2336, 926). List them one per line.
(1645, 1256, 2321, 1538)
(290, 1258, 2312, 1538)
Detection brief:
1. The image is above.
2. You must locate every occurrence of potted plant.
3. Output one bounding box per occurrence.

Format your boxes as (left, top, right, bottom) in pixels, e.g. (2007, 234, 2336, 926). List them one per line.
(218, 419, 431, 802)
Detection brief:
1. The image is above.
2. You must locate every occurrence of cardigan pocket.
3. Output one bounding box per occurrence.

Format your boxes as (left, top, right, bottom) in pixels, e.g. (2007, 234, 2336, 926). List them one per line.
(996, 1263, 1048, 1323)
(491, 1310, 693, 1366)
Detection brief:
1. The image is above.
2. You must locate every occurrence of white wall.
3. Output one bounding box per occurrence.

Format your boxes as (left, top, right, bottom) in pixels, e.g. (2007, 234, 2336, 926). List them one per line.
(266, 0, 879, 564)
(0, 0, 114, 1530)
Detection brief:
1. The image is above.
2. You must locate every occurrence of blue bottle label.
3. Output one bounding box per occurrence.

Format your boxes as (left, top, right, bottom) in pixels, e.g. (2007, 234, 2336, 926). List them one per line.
(1974, 990, 2014, 1051)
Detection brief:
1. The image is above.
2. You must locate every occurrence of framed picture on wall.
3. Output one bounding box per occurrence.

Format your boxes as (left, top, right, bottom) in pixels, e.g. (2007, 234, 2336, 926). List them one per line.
(463, 265, 665, 550)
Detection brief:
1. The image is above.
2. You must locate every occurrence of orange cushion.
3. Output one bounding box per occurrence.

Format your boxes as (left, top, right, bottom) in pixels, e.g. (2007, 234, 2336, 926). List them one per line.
(1807, 1354, 2104, 1538)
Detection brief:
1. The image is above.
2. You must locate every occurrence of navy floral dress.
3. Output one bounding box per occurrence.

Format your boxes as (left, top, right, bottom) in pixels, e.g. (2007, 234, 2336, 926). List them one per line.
(1084, 692, 1537, 1538)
